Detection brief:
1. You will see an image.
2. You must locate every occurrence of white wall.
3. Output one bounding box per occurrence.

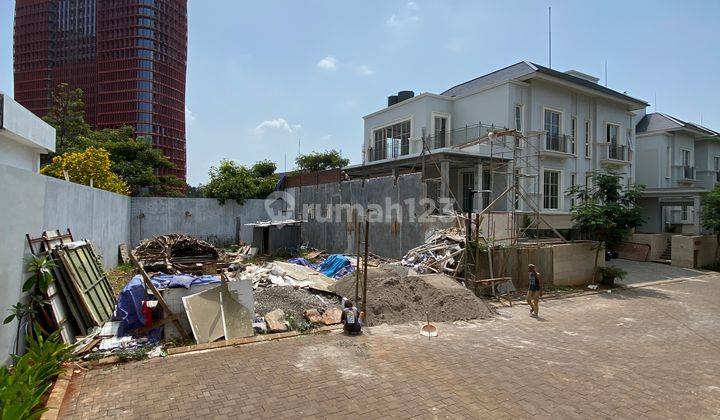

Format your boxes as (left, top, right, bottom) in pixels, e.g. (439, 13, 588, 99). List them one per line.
(0, 164, 131, 364)
(0, 94, 56, 173)
(0, 139, 39, 172)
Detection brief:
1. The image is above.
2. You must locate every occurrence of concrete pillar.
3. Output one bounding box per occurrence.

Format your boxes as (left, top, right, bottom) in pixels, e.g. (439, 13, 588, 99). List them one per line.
(693, 195, 702, 234)
(440, 160, 450, 203)
(475, 162, 483, 211)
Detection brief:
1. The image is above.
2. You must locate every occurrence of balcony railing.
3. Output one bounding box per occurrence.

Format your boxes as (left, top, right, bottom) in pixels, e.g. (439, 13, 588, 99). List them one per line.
(608, 145, 627, 161)
(543, 133, 569, 153)
(682, 166, 695, 180)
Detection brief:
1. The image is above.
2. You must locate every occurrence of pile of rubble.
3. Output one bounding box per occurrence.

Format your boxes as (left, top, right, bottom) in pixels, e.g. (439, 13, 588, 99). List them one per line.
(132, 234, 220, 274)
(401, 228, 466, 274)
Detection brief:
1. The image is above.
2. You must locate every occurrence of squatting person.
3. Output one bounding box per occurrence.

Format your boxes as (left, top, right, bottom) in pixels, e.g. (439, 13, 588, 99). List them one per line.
(341, 299, 364, 335)
(527, 263, 542, 317)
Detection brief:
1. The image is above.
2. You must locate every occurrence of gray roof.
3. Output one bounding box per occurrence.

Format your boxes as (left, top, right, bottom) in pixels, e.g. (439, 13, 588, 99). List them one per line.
(636, 113, 718, 136)
(441, 61, 648, 107)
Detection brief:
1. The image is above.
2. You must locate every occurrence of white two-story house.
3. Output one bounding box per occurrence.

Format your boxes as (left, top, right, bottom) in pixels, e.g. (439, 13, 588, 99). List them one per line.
(347, 61, 648, 228)
(635, 113, 720, 234)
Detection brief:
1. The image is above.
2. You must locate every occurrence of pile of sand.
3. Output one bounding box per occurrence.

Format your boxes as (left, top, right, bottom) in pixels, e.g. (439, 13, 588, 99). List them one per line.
(330, 265, 493, 326)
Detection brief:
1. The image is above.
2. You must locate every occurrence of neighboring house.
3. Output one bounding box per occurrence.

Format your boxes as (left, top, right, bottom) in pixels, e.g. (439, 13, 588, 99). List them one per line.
(635, 113, 720, 234)
(348, 61, 648, 228)
(0, 93, 56, 173)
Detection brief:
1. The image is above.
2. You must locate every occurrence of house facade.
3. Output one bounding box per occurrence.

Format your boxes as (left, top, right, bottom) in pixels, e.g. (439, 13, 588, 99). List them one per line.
(0, 93, 56, 173)
(635, 113, 720, 234)
(350, 61, 648, 228)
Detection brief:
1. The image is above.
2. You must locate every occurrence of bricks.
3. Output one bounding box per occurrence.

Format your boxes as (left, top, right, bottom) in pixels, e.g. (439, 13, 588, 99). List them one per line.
(59, 274, 720, 419)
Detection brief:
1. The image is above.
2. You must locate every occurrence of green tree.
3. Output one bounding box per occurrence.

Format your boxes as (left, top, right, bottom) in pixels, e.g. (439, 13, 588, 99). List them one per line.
(42, 83, 91, 155)
(203, 159, 278, 204)
(567, 171, 645, 282)
(41, 146, 131, 195)
(295, 149, 349, 172)
(77, 126, 183, 196)
(701, 185, 720, 259)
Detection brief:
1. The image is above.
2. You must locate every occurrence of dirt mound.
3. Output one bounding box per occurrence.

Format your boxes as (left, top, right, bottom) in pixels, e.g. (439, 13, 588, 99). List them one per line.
(254, 287, 342, 320)
(330, 265, 493, 326)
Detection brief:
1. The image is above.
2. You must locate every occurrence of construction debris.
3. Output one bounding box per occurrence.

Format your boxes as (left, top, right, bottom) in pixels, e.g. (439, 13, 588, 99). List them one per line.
(132, 234, 220, 274)
(400, 228, 467, 274)
(264, 309, 288, 332)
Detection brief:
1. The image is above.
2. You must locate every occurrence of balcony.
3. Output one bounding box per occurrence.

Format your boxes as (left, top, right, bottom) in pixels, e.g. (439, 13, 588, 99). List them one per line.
(599, 143, 631, 166)
(682, 166, 695, 180)
(539, 133, 573, 158)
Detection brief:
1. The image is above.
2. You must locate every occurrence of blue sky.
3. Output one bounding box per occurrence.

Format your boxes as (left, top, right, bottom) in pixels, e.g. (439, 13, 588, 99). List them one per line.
(1, 0, 719, 186)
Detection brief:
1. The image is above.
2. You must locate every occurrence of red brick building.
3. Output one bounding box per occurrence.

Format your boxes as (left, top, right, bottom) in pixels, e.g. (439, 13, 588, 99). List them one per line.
(13, 0, 188, 180)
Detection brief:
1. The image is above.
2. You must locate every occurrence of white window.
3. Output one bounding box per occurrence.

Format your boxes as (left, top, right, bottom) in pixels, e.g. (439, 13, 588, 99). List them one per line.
(372, 120, 411, 160)
(433, 116, 448, 148)
(714, 156, 720, 171)
(514, 105, 523, 132)
(571, 117, 577, 155)
(584, 120, 591, 158)
(681, 149, 690, 167)
(543, 170, 561, 210)
(666, 146, 671, 178)
(544, 109, 562, 151)
(606, 123, 619, 146)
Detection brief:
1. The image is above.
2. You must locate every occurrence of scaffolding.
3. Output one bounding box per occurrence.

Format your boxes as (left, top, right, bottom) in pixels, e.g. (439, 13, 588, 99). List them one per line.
(415, 121, 566, 246)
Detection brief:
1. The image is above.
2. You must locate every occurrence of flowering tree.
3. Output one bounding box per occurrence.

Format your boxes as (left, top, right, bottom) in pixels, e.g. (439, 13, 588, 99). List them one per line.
(41, 146, 130, 195)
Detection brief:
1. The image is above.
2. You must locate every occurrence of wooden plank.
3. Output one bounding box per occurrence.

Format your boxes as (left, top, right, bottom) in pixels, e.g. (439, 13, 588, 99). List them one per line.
(130, 254, 189, 341)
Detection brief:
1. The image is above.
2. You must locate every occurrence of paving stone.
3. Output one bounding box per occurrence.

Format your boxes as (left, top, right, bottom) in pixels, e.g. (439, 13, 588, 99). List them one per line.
(59, 272, 720, 419)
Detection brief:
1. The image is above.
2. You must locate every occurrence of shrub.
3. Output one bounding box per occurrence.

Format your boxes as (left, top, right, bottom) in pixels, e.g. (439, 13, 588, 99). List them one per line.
(0, 325, 72, 419)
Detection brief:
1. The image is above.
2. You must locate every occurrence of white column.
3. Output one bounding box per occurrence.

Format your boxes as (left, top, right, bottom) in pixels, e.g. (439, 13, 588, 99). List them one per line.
(475, 162, 483, 211)
(693, 195, 702, 234)
(440, 160, 450, 204)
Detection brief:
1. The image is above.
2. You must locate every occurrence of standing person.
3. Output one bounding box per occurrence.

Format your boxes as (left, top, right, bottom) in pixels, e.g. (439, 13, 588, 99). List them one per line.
(527, 264, 542, 317)
(341, 299, 364, 335)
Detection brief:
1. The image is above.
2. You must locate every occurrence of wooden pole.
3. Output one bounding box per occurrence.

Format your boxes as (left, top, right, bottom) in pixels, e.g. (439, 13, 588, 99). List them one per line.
(362, 215, 370, 314)
(130, 254, 189, 341)
(354, 218, 361, 304)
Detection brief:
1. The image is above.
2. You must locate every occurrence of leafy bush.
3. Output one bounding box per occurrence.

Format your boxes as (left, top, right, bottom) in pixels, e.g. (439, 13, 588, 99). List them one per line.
(41, 146, 130, 195)
(598, 266, 627, 284)
(0, 325, 72, 419)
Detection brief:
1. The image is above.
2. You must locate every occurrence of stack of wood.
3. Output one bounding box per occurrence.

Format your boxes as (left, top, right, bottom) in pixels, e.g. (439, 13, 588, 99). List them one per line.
(401, 228, 466, 274)
(132, 234, 219, 274)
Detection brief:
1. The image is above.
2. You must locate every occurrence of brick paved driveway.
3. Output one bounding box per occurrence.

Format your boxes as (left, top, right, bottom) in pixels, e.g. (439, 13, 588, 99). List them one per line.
(60, 273, 720, 419)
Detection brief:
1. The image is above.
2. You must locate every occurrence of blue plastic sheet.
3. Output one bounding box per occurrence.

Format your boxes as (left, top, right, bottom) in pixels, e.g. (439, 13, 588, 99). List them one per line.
(318, 254, 352, 279)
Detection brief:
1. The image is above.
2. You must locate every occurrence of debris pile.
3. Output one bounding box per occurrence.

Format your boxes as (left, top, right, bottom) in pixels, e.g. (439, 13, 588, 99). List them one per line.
(331, 265, 493, 326)
(254, 286, 342, 324)
(132, 234, 220, 274)
(401, 228, 466, 274)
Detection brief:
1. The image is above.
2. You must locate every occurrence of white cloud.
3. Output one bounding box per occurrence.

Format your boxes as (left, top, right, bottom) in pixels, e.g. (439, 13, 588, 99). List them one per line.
(356, 65, 374, 76)
(386, 14, 419, 27)
(446, 38, 464, 53)
(185, 106, 196, 123)
(254, 118, 301, 134)
(321, 134, 332, 141)
(406, 1, 419, 10)
(316, 55, 338, 71)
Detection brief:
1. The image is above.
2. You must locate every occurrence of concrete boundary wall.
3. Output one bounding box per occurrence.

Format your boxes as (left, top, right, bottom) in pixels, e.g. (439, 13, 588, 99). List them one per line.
(672, 235, 718, 268)
(0, 164, 131, 364)
(130, 197, 271, 247)
(287, 173, 456, 259)
(629, 233, 668, 261)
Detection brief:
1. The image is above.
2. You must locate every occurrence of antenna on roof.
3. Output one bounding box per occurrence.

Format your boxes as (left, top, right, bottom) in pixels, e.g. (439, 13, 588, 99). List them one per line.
(604, 61, 608, 87)
(548, 7, 552, 69)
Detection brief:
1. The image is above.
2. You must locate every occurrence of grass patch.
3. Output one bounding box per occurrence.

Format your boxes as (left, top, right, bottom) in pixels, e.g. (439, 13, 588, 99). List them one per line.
(107, 262, 135, 296)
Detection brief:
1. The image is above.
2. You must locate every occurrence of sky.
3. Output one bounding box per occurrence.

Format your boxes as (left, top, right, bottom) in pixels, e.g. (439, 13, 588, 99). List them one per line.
(1, 0, 719, 186)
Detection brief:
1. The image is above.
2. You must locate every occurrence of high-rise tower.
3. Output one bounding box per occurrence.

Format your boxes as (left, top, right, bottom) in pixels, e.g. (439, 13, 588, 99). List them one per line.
(13, 0, 188, 180)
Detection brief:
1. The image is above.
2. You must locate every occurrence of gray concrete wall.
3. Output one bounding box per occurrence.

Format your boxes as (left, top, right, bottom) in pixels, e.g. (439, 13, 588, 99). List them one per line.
(0, 164, 131, 364)
(289, 173, 456, 259)
(130, 197, 272, 247)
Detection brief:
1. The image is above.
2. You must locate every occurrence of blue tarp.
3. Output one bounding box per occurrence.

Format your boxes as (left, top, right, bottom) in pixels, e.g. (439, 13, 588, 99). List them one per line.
(318, 254, 352, 279)
(115, 274, 220, 339)
(288, 254, 354, 279)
